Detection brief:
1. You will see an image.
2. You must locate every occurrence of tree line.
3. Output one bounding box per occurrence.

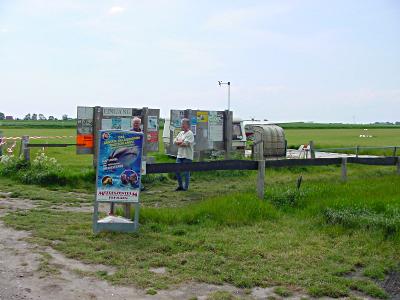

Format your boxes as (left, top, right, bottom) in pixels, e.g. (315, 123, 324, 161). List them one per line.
(0, 112, 70, 121)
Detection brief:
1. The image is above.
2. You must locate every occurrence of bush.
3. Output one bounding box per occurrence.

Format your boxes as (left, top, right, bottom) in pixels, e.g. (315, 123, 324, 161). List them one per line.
(0, 154, 29, 176)
(18, 151, 66, 186)
(269, 188, 305, 208)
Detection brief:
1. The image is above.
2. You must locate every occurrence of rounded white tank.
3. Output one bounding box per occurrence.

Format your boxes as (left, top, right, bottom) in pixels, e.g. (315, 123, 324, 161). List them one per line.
(252, 125, 286, 157)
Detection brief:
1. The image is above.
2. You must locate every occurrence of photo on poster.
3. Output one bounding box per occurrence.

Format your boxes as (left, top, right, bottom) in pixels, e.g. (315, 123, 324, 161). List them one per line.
(197, 111, 208, 123)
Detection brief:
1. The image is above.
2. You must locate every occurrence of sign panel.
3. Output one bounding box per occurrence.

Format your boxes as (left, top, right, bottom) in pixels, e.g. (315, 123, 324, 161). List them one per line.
(103, 107, 133, 117)
(166, 109, 228, 155)
(96, 130, 143, 203)
(78, 106, 160, 155)
(208, 111, 224, 142)
(77, 106, 94, 154)
(147, 131, 158, 143)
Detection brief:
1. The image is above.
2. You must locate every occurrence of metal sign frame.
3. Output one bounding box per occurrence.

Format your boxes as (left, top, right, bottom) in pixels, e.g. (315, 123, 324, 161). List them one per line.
(92, 130, 143, 233)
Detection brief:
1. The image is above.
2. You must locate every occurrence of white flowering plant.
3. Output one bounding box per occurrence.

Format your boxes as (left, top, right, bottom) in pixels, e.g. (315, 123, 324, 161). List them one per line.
(0, 153, 28, 175)
(32, 151, 61, 170)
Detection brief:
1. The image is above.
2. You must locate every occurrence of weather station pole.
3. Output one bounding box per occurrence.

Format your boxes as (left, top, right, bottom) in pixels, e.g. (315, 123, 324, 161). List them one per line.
(218, 81, 231, 111)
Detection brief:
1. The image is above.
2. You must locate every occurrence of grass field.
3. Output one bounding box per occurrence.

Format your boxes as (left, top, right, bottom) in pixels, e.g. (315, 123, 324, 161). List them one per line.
(1, 164, 399, 298)
(0, 119, 76, 128)
(286, 128, 400, 156)
(1, 121, 400, 298)
(1, 127, 399, 171)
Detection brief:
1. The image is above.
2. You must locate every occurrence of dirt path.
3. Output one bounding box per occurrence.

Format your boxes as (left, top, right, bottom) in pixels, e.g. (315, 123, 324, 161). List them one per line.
(1, 193, 393, 300)
(0, 195, 295, 300)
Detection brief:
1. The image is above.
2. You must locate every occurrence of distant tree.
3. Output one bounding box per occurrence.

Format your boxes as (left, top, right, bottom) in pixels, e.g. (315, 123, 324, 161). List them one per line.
(24, 113, 31, 120)
(48, 116, 55, 120)
(62, 114, 68, 120)
(396, 121, 400, 125)
(0, 112, 5, 120)
(32, 113, 38, 120)
(54, 117, 58, 120)
(39, 114, 46, 120)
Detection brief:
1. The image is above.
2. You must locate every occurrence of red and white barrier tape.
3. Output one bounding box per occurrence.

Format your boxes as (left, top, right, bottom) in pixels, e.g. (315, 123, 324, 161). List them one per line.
(1, 135, 75, 140)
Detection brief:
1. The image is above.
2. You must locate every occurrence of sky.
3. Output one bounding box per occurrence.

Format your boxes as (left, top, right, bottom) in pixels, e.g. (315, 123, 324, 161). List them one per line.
(0, 0, 399, 123)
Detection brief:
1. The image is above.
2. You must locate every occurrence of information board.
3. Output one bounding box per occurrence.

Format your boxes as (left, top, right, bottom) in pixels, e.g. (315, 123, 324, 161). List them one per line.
(96, 130, 143, 203)
(77, 106, 160, 155)
(168, 109, 227, 155)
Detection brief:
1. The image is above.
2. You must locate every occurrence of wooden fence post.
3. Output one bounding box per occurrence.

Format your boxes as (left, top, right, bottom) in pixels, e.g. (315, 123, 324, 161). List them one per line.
(309, 140, 315, 159)
(393, 146, 397, 157)
(257, 160, 265, 199)
(397, 157, 400, 175)
(256, 141, 265, 199)
(21, 135, 30, 161)
(0, 131, 3, 156)
(341, 157, 347, 182)
(93, 106, 102, 168)
(356, 146, 359, 158)
(224, 110, 233, 160)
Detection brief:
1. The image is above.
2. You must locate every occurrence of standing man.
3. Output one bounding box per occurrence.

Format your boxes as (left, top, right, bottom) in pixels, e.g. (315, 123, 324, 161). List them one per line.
(174, 118, 194, 191)
(132, 117, 142, 132)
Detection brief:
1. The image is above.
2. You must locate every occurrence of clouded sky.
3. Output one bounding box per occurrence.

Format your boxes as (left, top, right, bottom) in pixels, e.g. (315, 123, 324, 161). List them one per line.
(1, 0, 399, 122)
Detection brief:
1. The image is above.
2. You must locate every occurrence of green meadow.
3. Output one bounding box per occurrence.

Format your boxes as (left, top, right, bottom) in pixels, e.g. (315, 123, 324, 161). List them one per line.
(0, 122, 399, 298)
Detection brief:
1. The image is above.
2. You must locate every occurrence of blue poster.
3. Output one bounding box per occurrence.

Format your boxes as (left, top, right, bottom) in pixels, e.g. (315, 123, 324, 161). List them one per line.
(96, 130, 143, 202)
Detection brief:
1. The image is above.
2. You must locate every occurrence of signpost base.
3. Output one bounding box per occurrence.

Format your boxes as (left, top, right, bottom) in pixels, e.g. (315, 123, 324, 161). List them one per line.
(93, 202, 140, 233)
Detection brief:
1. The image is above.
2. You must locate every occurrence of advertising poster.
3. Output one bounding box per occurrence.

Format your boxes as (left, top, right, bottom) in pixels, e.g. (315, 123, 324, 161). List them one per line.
(208, 111, 224, 142)
(148, 116, 158, 130)
(147, 131, 158, 143)
(121, 118, 132, 130)
(191, 125, 197, 135)
(171, 110, 184, 128)
(111, 118, 122, 129)
(197, 111, 208, 123)
(96, 130, 143, 203)
(101, 118, 132, 130)
(77, 106, 94, 154)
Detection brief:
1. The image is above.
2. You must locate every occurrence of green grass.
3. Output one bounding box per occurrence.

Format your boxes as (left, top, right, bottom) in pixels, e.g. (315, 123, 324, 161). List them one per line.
(1, 123, 399, 297)
(1, 127, 399, 178)
(280, 122, 400, 129)
(0, 119, 76, 128)
(2, 165, 399, 298)
(285, 128, 400, 155)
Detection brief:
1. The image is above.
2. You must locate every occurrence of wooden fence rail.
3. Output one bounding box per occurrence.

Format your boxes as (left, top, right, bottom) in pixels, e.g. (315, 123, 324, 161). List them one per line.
(146, 157, 400, 200)
(146, 157, 399, 174)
